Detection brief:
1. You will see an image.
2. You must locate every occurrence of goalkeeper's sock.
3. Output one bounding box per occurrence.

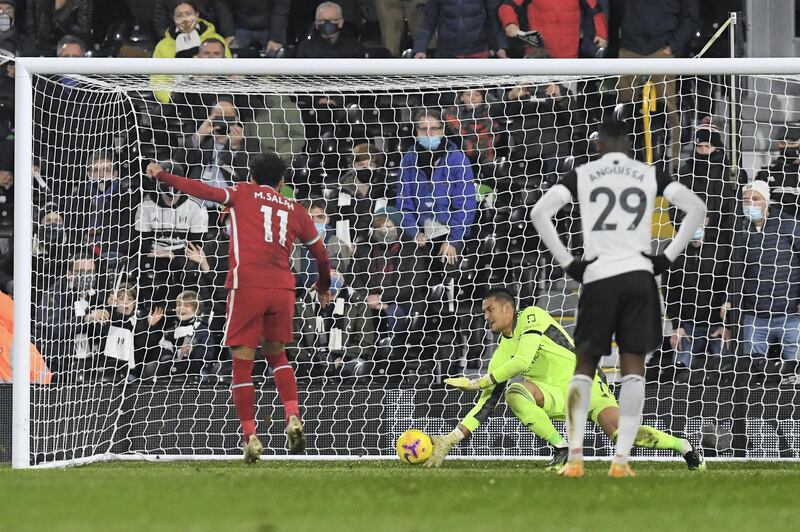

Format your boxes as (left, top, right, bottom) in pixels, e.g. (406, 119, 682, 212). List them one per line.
(613, 374, 645, 465)
(505, 383, 565, 447)
(267, 351, 299, 423)
(613, 425, 692, 455)
(566, 374, 593, 461)
(231, 357, 256, 441)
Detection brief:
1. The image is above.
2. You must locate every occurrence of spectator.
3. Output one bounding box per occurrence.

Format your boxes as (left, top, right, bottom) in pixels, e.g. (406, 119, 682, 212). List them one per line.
(150, 289, 219, 382)
(0, 1, 36, 57)
(616, 0, 699, 160)
(352, 207, 417, 336)
(183, 98, 259, 208)
(726, 181, 800, 383)
(69, 150, 137, 266)
(135, 160, 209, 306)
(34, 252, 105, 377)
(153, 0, 216, 42)
(756, 124, 800, 218)
(0, 58, 14, 141)
(664, 219, 730, 375)
(296, 2, 366, 59)
(675, 123, 740, 246)
(154, 2, 229, 59)
(498, 0, 607, 59)
(374, 0, 426, 57)
(412, 0, 508, 59)
(503, 81, 583, 180)
(25, 0, 92, 55)
(246, 93, 305, 164)
(334, 143, 386, 243)
(92, 284, 140, 382)
(295, 198, 352, 289)
(214, 0, 289, 53)
(56, 33, 86, 57)
(443, 89, 504, 167)
(398, 108, 477, 267)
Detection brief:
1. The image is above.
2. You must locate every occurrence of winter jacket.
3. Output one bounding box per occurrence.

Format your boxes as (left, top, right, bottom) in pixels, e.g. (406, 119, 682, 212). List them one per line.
(442, 103, 504, 163)
(397, 141, 477, 248)
(413, 0, 508, 57)
(352, 239, 418, 305)
(182, 128, 260, 185)
(295, 31, 366, 58)
(152, 0, 217, 41)
(756, 157, 800, 218)
(25, 0, 92, 52)
(740, 211, 800, 315)
(664, 241, 729, 328)
(498, 0, 607, 59)
(675, 151, 740, 246)
(618, 0, 699, 56)
(214, 0, 290, 44)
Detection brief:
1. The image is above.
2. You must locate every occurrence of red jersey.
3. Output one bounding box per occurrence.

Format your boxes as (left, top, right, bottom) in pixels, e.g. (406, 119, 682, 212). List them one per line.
(223, 182, 318, 290)
(154, 171, 331, 292)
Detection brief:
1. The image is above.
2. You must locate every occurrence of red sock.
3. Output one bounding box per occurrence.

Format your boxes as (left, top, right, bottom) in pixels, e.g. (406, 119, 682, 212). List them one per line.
(231, 358, 256, 441)
(267, 351, 299, 423)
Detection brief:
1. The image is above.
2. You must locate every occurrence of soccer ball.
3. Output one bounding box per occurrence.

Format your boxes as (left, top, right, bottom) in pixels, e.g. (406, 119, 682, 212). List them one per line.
(396, 429, 432, 465)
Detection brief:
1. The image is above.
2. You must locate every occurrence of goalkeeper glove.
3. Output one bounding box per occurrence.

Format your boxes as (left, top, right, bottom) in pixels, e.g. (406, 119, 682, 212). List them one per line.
(641, 253, 672, 275)
(564, 257, 597, 283)
(423, 428, 465, 468)
(444, 375, 494, 391)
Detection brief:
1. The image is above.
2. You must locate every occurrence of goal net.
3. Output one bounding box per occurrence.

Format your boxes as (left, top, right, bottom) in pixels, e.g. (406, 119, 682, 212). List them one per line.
(12, 58, 800, 467)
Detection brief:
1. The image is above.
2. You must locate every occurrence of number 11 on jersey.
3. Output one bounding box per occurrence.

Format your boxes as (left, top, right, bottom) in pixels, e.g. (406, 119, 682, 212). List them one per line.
(261, 205, 289, 245)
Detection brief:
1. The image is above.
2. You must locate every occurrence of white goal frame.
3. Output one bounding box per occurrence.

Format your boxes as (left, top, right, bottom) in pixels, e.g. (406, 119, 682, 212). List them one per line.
(12, 56, 800, 469)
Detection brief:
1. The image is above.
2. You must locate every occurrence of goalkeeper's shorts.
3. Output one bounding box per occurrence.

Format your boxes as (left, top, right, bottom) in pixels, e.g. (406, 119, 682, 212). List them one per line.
(223, 287, 295, 348)
(529, 377, 618, 424)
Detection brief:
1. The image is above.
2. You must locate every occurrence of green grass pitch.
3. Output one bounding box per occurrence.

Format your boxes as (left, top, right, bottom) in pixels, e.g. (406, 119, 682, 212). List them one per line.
(1, 460, 798, 531)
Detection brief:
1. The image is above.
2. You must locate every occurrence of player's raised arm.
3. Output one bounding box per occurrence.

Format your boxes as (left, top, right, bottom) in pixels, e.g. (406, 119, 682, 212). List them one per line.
(147, 161, 230, 205)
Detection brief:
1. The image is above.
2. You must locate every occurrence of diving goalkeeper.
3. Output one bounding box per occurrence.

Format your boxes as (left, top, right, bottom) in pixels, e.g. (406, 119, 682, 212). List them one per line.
(425, 287, 705, 471)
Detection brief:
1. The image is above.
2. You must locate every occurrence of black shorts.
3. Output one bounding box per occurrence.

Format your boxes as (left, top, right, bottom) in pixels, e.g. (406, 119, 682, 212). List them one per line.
(574, 270, 662, 358)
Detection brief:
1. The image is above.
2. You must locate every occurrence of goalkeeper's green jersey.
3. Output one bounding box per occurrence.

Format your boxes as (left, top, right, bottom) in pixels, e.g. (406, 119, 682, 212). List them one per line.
(460, 305, 577, 432)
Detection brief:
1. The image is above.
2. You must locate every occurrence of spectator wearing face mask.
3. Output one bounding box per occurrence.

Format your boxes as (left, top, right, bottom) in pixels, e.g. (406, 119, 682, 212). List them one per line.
(34, 252, 106, 377)
(724, 181, 800, 384)
(334, 143, 386, 243)
(0, 1, 36, 57)
(296, 1, 366, 59)
(674, 123, 741, 247)
(755, 124, 800, 219)
(25, 0, 92, 55)
(294, 198, 352, 290)
(398, 108, 477, 269)
(352, 207, 417, 336)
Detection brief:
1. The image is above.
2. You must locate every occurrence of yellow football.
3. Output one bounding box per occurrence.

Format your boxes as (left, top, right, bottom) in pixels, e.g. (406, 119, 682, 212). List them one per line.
(396, 429, 432, 465)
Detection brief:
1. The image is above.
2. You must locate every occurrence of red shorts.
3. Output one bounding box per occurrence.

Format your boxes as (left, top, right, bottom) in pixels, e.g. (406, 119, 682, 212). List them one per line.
(223, 288, 295, 348)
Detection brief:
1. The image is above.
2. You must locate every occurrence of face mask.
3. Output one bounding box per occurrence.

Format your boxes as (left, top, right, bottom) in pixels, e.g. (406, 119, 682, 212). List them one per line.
(372, 227, 398, 244)
(175, 14, 197, 32)
(314, 223, 327, 238)
(354, 168, 374, 184)
(319, 21, 339, 37)
(417, 135, 442, 151)
(41, 224, 65, 244)
(743, 206, 764, 222)
(73, 273, 96, 293)
(692, 227, 704, 240)
(780, 147, 800, 161)
(0, 13, 13, 32)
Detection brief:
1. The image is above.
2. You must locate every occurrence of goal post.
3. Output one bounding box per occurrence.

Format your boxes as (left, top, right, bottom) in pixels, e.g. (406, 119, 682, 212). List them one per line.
(12, 57, 800, 468)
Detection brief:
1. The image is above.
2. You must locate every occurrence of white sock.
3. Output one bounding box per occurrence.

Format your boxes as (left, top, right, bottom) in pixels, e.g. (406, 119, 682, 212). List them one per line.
(566, 374, 593, 462)
(614, 374, 645, 465)
(679, 438, 692, 455)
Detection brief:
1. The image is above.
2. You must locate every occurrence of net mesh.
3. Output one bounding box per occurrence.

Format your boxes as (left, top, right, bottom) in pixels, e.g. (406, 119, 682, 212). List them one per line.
(25, 69, 800, 465)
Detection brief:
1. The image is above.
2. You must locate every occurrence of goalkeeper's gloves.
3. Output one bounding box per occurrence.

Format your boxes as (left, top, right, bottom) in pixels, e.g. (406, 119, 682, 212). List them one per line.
(641, 252, 672, 276)
(444, 375, 494, 392)
(564, 257, 597, 283)
(423, 428, 465, 468)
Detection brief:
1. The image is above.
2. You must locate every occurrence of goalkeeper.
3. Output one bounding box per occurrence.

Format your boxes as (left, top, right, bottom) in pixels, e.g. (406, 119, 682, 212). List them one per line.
(425, 287, 705, 471)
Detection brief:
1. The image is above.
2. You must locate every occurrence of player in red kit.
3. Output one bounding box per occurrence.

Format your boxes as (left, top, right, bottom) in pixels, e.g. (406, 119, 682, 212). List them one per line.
(146, 153, 331, 463)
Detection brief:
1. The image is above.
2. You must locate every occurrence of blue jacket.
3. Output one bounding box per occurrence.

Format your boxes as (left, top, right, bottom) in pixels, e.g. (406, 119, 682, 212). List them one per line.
(413, 0, 508, 57)
(741, 210, 800, 315)
(397, 142, 477, 249)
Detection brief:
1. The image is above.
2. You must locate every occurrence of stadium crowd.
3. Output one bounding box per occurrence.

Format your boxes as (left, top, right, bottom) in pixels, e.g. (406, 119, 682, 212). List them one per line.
(1, 0, 797, 389)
